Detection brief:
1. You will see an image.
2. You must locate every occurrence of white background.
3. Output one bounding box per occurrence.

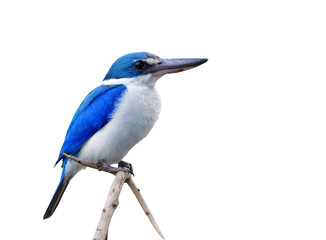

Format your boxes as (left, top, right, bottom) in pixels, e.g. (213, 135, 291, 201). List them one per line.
(0, 0, 326, 239)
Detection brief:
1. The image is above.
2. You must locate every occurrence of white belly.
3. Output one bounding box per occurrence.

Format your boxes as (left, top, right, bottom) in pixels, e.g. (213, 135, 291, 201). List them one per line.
(77, 85, 161, 165)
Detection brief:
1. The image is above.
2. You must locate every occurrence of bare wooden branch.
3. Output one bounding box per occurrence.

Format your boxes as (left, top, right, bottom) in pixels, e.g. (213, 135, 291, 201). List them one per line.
(61, 152, 164, 239)
(93, 171, 129, 240)
(126, 177, 165, 239)
(61, 153, 116, 174)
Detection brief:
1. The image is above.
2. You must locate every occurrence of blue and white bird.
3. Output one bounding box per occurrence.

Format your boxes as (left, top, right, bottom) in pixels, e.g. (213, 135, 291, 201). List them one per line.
(43, 52, 207, 219)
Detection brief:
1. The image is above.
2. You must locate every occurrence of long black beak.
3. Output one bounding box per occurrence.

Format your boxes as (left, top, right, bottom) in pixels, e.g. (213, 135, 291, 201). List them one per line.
(145, 58, 208, 76)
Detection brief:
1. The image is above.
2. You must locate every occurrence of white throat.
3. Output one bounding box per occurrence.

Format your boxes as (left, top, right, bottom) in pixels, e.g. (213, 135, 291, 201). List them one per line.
(102, 74, 162, 88)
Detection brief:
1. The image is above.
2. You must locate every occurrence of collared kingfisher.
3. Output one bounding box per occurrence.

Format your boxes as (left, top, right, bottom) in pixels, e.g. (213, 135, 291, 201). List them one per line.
(43, 52, 207, 219)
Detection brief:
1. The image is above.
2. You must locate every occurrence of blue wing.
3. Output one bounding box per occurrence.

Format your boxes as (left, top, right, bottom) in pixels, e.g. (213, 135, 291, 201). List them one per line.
(55, 84, 127, 165)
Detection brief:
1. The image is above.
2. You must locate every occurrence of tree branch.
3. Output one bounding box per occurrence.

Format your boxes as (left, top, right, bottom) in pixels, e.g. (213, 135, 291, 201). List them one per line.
(126, 177, 165, 239)
(61, 152, 164, 240)
(93, 171, 129, 240)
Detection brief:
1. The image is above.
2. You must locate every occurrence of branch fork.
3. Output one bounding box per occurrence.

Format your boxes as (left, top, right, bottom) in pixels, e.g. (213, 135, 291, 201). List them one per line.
(61, 152, 164, 240)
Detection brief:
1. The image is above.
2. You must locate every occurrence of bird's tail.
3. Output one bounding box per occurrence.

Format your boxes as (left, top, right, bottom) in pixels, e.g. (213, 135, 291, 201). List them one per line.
(43, 161, 71, 219)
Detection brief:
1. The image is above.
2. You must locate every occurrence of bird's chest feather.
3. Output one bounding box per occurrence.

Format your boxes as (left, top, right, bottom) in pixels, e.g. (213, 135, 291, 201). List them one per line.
(79, 85, 161, 164)
(113, 85, 161, 139)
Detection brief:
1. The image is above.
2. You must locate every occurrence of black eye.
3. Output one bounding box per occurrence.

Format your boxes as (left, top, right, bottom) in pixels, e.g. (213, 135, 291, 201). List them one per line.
(133, 60, 145, 70)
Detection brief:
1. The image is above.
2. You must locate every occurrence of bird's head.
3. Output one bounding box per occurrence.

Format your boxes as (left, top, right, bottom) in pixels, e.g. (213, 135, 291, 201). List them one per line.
(103, 52, 208, 86)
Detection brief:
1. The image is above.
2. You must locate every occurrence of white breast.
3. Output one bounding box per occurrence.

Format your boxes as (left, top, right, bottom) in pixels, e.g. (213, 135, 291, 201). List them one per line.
(77, 84, 161, 165)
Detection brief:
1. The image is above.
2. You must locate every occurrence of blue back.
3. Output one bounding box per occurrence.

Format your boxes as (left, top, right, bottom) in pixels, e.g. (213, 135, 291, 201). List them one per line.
(56, 84, 127, 164)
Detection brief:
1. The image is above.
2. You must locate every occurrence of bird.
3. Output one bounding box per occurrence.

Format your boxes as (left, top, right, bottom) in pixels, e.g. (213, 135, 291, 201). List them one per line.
(43, 52, 207, 219)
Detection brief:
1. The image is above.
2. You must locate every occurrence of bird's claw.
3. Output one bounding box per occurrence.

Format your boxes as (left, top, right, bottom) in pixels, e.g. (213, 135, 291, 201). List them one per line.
(98, 160, 134, 176)
(118, 161, 134, 176)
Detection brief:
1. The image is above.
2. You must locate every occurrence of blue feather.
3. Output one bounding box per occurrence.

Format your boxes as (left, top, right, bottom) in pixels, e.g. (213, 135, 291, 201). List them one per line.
(43, 159, 70, 219)
(103, 52, 158, 80)
(55, 84, 127, 165)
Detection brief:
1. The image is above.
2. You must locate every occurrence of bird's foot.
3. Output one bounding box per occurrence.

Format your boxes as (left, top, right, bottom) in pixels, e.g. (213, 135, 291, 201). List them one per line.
(118, 161, 134, 175)
(98, 160, 134, 176)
